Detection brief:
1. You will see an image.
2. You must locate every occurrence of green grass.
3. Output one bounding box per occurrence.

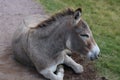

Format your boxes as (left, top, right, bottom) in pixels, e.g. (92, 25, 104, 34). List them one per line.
(38, 0, 120, 80)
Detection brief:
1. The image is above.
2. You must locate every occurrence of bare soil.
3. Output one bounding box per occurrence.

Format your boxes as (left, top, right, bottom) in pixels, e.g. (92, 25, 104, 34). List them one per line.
(0, 0, 105, 80)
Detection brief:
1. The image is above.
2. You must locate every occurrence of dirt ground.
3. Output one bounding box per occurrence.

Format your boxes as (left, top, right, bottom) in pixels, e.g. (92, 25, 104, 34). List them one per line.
(0, 0, 105, 80)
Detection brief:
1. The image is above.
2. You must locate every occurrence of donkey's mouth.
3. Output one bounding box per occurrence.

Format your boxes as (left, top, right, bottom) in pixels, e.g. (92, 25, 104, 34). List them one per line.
(89, 53, 99, 61)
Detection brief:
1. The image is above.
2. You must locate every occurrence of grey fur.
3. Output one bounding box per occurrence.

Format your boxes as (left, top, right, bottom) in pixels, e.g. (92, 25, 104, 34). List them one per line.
(12, 8, 100, 80)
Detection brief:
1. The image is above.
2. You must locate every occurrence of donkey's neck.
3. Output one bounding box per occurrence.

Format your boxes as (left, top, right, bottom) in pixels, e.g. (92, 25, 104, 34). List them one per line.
(34, 15, 73, 43)
(49, 16, 73, 47)
(54, 15, 73, 34)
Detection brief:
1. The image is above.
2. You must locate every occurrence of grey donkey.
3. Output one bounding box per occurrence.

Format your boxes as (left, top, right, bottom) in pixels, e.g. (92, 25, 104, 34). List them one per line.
(12, 8, 100, 80)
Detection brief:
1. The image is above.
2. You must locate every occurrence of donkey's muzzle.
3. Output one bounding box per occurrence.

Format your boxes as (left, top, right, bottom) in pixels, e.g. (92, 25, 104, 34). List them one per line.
(88, 45, 100, 61)
(90, 53, 99, 61)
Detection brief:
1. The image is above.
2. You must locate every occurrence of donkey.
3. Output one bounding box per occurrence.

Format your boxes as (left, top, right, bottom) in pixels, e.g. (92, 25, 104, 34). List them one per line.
(12, 8, 100, 80)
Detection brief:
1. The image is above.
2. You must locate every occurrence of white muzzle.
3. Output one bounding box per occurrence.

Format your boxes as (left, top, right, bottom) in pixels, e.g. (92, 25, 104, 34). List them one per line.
(87, 44, 100, 60)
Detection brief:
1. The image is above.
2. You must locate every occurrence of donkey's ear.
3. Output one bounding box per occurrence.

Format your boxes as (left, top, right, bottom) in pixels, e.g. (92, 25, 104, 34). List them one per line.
(74, 8, 82, 24)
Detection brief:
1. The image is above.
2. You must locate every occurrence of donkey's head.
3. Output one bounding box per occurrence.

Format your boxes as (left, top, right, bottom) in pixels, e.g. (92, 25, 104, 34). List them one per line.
(66, 8, 100, 60)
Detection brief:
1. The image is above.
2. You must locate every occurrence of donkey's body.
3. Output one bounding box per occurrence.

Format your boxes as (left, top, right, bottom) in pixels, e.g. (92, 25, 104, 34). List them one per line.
(12, 8, 100, 80)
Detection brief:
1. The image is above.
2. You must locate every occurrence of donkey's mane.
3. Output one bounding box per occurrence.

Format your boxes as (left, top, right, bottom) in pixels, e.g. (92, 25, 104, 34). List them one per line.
(36, 8, 74, 28)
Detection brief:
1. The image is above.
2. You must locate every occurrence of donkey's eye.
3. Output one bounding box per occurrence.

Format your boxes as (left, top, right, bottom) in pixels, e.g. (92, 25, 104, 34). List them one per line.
(80, 34, 89, 38)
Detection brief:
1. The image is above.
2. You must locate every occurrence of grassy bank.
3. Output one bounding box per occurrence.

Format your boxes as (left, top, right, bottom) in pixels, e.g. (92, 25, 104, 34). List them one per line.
(39, 0, 120, 80)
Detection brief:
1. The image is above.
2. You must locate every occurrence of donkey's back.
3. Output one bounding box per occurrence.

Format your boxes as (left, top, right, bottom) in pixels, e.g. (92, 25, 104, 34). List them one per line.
(12, 14, 48, 66)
